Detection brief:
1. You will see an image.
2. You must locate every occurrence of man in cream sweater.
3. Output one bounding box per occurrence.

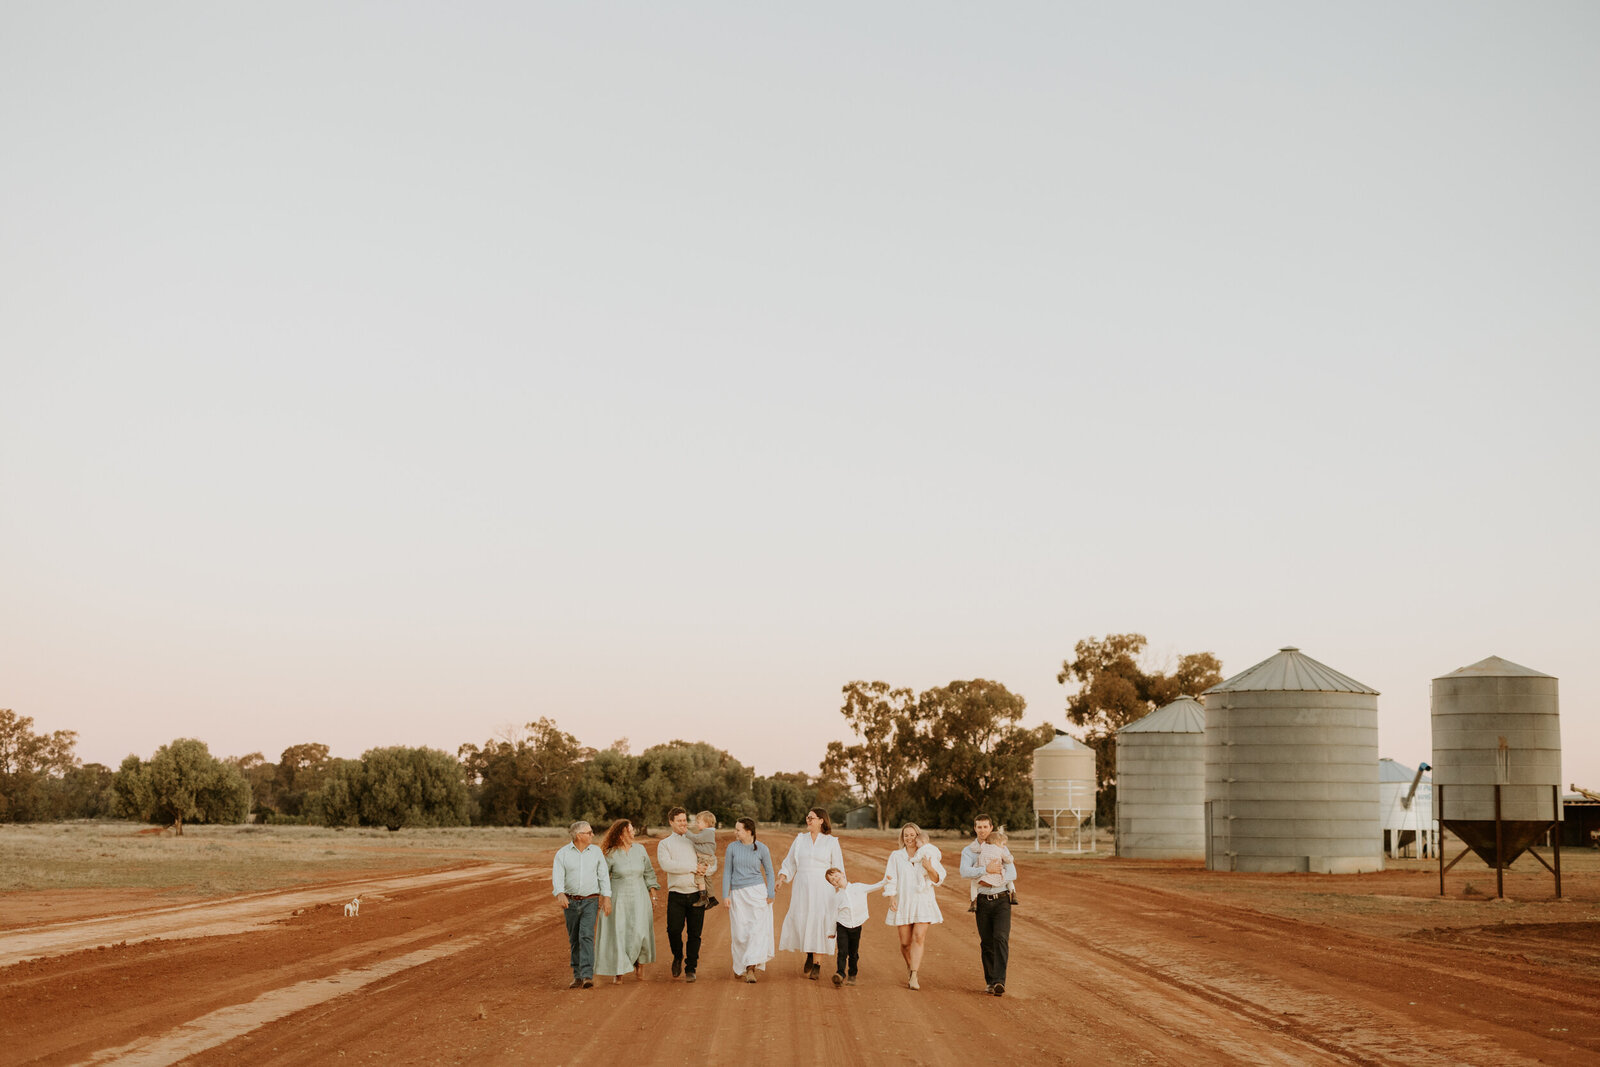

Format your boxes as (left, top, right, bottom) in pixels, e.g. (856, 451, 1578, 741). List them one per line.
(656, 806, 718, 983)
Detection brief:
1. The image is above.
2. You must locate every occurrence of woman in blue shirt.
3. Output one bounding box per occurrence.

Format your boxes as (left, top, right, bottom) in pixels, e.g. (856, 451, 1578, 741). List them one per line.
(722, 816, 776, 982)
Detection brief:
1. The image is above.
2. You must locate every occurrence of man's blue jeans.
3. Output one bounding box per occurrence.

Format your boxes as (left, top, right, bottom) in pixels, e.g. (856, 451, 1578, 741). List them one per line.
(564, 895, 599, 980)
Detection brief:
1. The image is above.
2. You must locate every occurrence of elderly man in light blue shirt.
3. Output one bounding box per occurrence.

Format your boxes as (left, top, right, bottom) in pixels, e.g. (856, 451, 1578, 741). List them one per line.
(552, 820, 612, 988)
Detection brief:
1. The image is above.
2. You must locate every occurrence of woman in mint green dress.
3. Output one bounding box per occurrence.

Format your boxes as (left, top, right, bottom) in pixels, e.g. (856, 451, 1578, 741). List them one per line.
(596, 819, 660, 982)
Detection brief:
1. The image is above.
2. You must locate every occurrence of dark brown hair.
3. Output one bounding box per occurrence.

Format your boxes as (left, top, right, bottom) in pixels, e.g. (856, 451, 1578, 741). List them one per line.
(667, 806, 687, 824)
(736, 817, 758, 847)
(601, 819, 633, 854)
(807, 807, 833, 835)
(974, 813, 995, 829)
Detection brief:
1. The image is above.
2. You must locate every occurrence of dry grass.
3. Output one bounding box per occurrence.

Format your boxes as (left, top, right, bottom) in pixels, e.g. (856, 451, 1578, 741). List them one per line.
(0, 821, 570, 896)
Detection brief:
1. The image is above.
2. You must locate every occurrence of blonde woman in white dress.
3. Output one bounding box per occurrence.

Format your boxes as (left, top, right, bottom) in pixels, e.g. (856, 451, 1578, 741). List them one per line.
(883, 822, 945, 990)
(776, 807, 845, 979)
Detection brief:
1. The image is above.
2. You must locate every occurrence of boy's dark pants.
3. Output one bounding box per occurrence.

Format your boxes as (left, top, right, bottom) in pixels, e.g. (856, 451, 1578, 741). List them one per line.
(834, 922, 862, 977)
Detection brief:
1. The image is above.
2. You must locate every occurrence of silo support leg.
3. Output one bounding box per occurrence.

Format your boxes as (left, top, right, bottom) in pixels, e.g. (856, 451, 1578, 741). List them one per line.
(1552, 784, 1562, 899)
(1440, 847, 1472, 876)
(1495, 785, 1504, 900)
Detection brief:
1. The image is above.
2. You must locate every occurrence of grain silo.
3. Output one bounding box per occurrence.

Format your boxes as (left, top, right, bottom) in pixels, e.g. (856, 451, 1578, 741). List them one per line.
(1115, 695, 1206, 859)
(1204, 647, 1382, 874)
(1032, 731, 1096, 852)
(1432, 656, 1562, 898)
(1378, 758, 1435, 859)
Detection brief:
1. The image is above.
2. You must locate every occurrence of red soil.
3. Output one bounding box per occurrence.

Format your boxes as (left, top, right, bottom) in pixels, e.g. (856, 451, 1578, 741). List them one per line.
(2, 835, 1596, 1065)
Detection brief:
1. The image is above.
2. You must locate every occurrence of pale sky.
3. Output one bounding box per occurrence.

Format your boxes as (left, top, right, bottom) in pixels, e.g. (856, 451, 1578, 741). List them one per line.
(3, 3, 1596, 790)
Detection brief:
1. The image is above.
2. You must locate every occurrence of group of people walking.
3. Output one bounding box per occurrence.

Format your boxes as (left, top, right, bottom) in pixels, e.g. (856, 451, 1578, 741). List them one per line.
(551, 806, 1017, 996)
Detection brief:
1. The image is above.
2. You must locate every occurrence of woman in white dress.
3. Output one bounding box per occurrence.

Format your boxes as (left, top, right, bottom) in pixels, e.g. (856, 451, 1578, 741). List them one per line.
(776, 807, 845, 979)
(883, 821, 945, 990)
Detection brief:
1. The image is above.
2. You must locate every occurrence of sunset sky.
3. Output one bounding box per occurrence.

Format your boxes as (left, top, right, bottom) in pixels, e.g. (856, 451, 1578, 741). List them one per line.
(3, 3, 1596, 790)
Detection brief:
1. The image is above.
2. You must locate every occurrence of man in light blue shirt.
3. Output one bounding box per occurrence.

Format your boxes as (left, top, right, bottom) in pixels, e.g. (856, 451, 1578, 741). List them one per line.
(552, 820, 611, 988)
(960, 813, 1016, 996)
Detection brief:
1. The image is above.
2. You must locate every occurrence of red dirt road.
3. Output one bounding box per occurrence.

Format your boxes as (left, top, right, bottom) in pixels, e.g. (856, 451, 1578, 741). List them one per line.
(3, 835, 1597, 1065)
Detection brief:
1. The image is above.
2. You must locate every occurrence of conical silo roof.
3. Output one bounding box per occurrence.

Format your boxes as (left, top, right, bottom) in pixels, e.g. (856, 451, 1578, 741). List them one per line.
(1433, 655, 1553, 680)
(1204, 647, 1378, 695)
(1378, 757, 1429, 784)
(1119, 695, 1206, 734)
(1034, 731, 1093, 754)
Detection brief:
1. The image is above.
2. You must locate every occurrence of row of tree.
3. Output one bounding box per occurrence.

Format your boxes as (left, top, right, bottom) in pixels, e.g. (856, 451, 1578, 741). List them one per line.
(1, 633, 1223, 832)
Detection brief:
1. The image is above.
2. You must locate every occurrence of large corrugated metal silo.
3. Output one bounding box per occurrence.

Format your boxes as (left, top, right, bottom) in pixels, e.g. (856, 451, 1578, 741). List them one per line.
(1378, 758, 1435, 858)
(1432, 656, 1562, 896)
(1032, 731, 1096, 852)
(1116, 695, 1206, 859)
(1204, 647, 1382, 874)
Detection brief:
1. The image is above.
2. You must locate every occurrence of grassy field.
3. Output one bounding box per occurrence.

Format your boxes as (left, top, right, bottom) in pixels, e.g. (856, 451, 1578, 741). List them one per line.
(0, 821, 571, 896)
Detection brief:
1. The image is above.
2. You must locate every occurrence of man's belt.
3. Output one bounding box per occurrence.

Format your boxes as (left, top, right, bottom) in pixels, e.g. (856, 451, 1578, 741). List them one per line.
(568, 893, 600, 900)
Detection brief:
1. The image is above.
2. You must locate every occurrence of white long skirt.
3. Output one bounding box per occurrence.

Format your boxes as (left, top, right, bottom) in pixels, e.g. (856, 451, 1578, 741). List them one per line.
(728, 884, 775, 975)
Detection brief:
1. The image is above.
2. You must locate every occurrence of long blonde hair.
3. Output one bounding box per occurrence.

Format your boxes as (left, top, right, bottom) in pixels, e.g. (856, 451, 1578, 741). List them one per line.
(898, 822, 924, 852)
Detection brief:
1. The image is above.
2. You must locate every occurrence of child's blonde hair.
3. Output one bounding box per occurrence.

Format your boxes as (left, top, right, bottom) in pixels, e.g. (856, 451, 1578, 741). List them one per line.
(990, 830, 1008, 847)
(916, 828, 930, 847)
(695, 810, 718, 828)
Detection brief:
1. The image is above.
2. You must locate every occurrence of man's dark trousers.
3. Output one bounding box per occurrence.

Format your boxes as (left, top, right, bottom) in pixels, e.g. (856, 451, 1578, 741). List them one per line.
(975, 892, 1011, 987)
(666, 891, 704, 974)
(834, 922, 861, 977)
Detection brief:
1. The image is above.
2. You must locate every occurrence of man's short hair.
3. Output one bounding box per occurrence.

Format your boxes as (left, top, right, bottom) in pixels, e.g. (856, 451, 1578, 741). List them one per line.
(569, 821, 592, 838)
(974, 813, 995, 828)
(667, 806, 688, 823)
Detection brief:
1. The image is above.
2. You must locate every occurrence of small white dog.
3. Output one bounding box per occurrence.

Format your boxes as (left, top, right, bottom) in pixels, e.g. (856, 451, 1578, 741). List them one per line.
(343, 896, 361, 918)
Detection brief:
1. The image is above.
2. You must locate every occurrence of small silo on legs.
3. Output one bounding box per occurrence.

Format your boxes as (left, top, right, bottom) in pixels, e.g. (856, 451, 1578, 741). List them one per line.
(1204, 647, 1383, 874)
(1432, 656, 1562, 898)
(1116, 696, 1206, 859)
(1032, 731, 1096, 852)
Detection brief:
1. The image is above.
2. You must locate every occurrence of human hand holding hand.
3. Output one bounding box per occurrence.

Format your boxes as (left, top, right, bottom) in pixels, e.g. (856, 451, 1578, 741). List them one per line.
(776, 875, 789, 889)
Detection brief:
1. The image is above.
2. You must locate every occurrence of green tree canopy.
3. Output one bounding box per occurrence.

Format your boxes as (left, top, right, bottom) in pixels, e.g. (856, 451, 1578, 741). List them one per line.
(274, 743, 333, 817)
(307, 758, 363, 827)
(113, 738, 252, 833)
(910, 679, 1052, 830)
(226, 752, 278, 818)
(633, 740, 756, 830)
(0, 708, 79, 822)
(357, 746, 470, 831)
(459, 719, 588, 828)
(1057, 633, 1223, 821)
(820, 681, 924, 830)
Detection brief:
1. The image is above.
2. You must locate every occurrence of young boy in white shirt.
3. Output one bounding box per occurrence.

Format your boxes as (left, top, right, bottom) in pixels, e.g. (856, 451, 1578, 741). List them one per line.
(824, 866, 885, 986)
